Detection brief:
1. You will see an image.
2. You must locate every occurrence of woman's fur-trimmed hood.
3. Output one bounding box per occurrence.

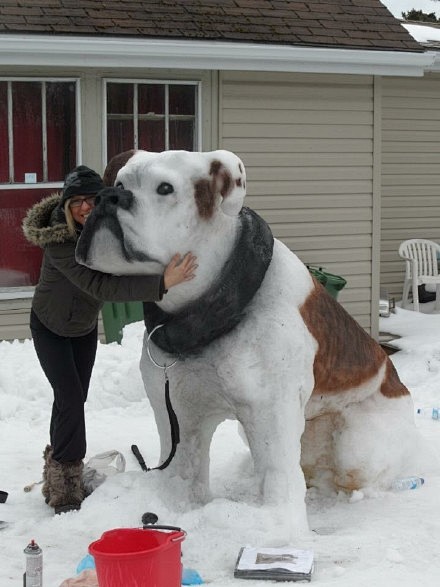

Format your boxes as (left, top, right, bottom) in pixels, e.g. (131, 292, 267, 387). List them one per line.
(22, 193, 74, 247)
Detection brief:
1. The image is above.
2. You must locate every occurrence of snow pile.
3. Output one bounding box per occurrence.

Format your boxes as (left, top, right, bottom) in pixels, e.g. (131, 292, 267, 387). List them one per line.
(1, 309, 440, 585)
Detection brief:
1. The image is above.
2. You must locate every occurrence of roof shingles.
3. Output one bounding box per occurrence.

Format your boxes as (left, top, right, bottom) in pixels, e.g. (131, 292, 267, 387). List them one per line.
(0, 0, 423, 52)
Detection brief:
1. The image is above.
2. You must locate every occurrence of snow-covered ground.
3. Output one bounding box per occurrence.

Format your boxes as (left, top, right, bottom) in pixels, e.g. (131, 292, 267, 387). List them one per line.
(1, 306, 440, 586)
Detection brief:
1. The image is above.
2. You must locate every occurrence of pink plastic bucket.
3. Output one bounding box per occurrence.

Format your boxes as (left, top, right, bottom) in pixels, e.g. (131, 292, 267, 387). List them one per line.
(89, 527, 185, 587)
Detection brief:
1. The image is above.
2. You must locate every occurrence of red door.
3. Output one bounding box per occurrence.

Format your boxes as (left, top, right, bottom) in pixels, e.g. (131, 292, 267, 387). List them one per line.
(0, 80, 77, 287)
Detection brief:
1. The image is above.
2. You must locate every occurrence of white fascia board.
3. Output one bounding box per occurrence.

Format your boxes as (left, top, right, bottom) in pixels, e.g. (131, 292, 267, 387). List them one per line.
(423, 52, 440, 72)
(0, 34, 435, 76)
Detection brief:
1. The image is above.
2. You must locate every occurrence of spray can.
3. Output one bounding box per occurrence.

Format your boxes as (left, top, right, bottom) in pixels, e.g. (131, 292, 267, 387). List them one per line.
(23, 539, 43, 587)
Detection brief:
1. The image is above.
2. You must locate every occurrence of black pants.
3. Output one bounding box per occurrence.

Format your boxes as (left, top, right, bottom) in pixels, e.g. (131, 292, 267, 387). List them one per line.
(30, 310, 98, 463)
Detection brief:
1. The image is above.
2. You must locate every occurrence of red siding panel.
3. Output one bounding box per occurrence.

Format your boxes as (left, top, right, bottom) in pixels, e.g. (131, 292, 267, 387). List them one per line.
(0, 82, 9, 183)
(12, 82, 43, 183)
(0, 188, 47, 287)
(46, 82, 76, 181)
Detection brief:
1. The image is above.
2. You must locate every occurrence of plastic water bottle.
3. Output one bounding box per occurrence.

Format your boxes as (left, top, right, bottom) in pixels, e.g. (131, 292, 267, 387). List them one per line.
(391, 476, 424, 491)
(416, 407, 440, 420)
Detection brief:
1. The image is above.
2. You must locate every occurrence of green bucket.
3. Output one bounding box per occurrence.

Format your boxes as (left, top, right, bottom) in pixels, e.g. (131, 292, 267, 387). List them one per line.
(101, 302, 144, 344)
(307, 265, 347, 299)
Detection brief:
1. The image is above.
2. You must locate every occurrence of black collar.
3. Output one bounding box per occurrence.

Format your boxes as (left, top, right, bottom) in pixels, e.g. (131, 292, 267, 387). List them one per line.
(143, 207, 274, 358)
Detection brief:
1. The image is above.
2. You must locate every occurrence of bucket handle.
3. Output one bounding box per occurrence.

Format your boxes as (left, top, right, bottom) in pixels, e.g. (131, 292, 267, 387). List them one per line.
(142, 523, 187, 541)
(142, 524, 182, 532)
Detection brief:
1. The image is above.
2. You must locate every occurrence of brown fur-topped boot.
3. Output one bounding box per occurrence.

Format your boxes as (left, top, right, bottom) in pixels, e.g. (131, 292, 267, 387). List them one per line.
(41, 445, 53, 504)
(46, 456, 85, 515)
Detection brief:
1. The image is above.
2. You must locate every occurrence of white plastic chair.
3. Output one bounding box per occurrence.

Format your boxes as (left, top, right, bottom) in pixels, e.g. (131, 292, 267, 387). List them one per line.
(398, 239, 440, 312)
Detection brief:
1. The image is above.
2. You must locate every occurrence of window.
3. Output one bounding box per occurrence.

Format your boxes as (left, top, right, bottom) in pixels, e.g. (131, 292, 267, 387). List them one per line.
(0, 80, 77, 184)
(0, 79, 78, 288)
(105, 80, 199, 161)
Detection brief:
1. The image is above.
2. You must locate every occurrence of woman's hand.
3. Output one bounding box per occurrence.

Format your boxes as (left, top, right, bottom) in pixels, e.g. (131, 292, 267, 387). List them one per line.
(164, 253, 198, 289)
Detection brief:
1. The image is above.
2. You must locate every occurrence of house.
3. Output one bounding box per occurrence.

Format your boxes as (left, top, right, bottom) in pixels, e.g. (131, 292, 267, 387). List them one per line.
(0, 0, 436, 341)
(380, 19, 440, 303)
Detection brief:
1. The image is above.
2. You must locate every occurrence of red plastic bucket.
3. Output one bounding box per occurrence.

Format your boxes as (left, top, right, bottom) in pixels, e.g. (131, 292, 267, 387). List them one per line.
(89, 527, 185, 587)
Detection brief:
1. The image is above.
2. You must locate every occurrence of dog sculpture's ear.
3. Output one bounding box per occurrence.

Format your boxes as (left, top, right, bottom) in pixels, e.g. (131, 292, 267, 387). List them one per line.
(208, 150, 246, 217)
(103, 150, 137, 186)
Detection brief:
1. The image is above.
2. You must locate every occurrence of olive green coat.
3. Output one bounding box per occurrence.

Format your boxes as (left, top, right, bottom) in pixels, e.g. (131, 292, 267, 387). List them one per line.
(23, 193, 164, 337)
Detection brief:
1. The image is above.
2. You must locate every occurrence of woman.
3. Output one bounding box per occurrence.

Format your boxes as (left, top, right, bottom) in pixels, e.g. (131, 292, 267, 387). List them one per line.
(23, 165, 197, 514)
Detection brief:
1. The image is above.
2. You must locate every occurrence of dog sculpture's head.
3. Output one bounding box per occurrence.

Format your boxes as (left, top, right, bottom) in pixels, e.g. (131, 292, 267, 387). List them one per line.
(76, 149, 246, 274)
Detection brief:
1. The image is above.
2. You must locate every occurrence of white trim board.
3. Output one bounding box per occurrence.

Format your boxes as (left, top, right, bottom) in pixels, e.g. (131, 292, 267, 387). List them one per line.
(0, 34, 435, 77)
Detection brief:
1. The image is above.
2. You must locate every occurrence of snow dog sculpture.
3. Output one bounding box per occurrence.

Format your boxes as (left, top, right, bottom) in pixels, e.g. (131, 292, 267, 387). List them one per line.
(76, 149, 416, 535)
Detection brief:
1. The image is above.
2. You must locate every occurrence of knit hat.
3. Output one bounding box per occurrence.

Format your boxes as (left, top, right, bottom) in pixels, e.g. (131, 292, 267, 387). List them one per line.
(61, 165, 105, 206)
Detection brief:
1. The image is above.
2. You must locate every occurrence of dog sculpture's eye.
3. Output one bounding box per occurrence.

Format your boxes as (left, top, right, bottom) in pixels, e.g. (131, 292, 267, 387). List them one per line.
(115, 181, 125, 190)
(157, 182, 174, 196)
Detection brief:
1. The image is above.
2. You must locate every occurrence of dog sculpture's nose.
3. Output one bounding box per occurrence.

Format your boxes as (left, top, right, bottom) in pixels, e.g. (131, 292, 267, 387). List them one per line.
(94, 186, 134, 213)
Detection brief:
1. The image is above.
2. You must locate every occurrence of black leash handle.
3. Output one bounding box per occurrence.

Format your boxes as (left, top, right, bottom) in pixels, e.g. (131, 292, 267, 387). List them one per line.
(131, 371, 180, 473)
(131, 444, 147, 471)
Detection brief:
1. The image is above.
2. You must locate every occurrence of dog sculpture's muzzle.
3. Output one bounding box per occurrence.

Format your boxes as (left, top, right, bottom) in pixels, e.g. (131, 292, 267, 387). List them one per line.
(76, 186, 156, 265)
(94, 186, 134, 214)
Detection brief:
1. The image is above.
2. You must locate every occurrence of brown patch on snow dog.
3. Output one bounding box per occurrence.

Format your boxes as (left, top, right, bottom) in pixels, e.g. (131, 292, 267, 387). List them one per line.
(300, 280, 409, 397)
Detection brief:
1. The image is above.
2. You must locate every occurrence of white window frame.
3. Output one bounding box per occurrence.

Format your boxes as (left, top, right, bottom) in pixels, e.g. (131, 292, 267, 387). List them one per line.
(102, 78, 202, 166)
(0, 77, 81, 190)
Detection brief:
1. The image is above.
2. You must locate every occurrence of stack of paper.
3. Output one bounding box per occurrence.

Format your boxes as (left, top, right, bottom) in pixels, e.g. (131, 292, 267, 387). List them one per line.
(234, 545, 314, 582)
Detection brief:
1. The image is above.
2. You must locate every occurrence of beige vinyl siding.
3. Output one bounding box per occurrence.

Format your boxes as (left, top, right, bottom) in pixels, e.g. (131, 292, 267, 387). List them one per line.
(0, 297, 33, 341)
(381, 74, 440, 300)
(219, 71, 375, 330)
(0, 296, 105, 342)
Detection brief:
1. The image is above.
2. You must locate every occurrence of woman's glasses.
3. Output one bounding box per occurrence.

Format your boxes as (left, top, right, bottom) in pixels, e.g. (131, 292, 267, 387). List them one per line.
(69, 196, 96, 208)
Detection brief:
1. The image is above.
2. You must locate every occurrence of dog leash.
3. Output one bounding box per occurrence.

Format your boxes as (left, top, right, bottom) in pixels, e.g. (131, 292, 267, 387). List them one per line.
(131, 324, 180, 472)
